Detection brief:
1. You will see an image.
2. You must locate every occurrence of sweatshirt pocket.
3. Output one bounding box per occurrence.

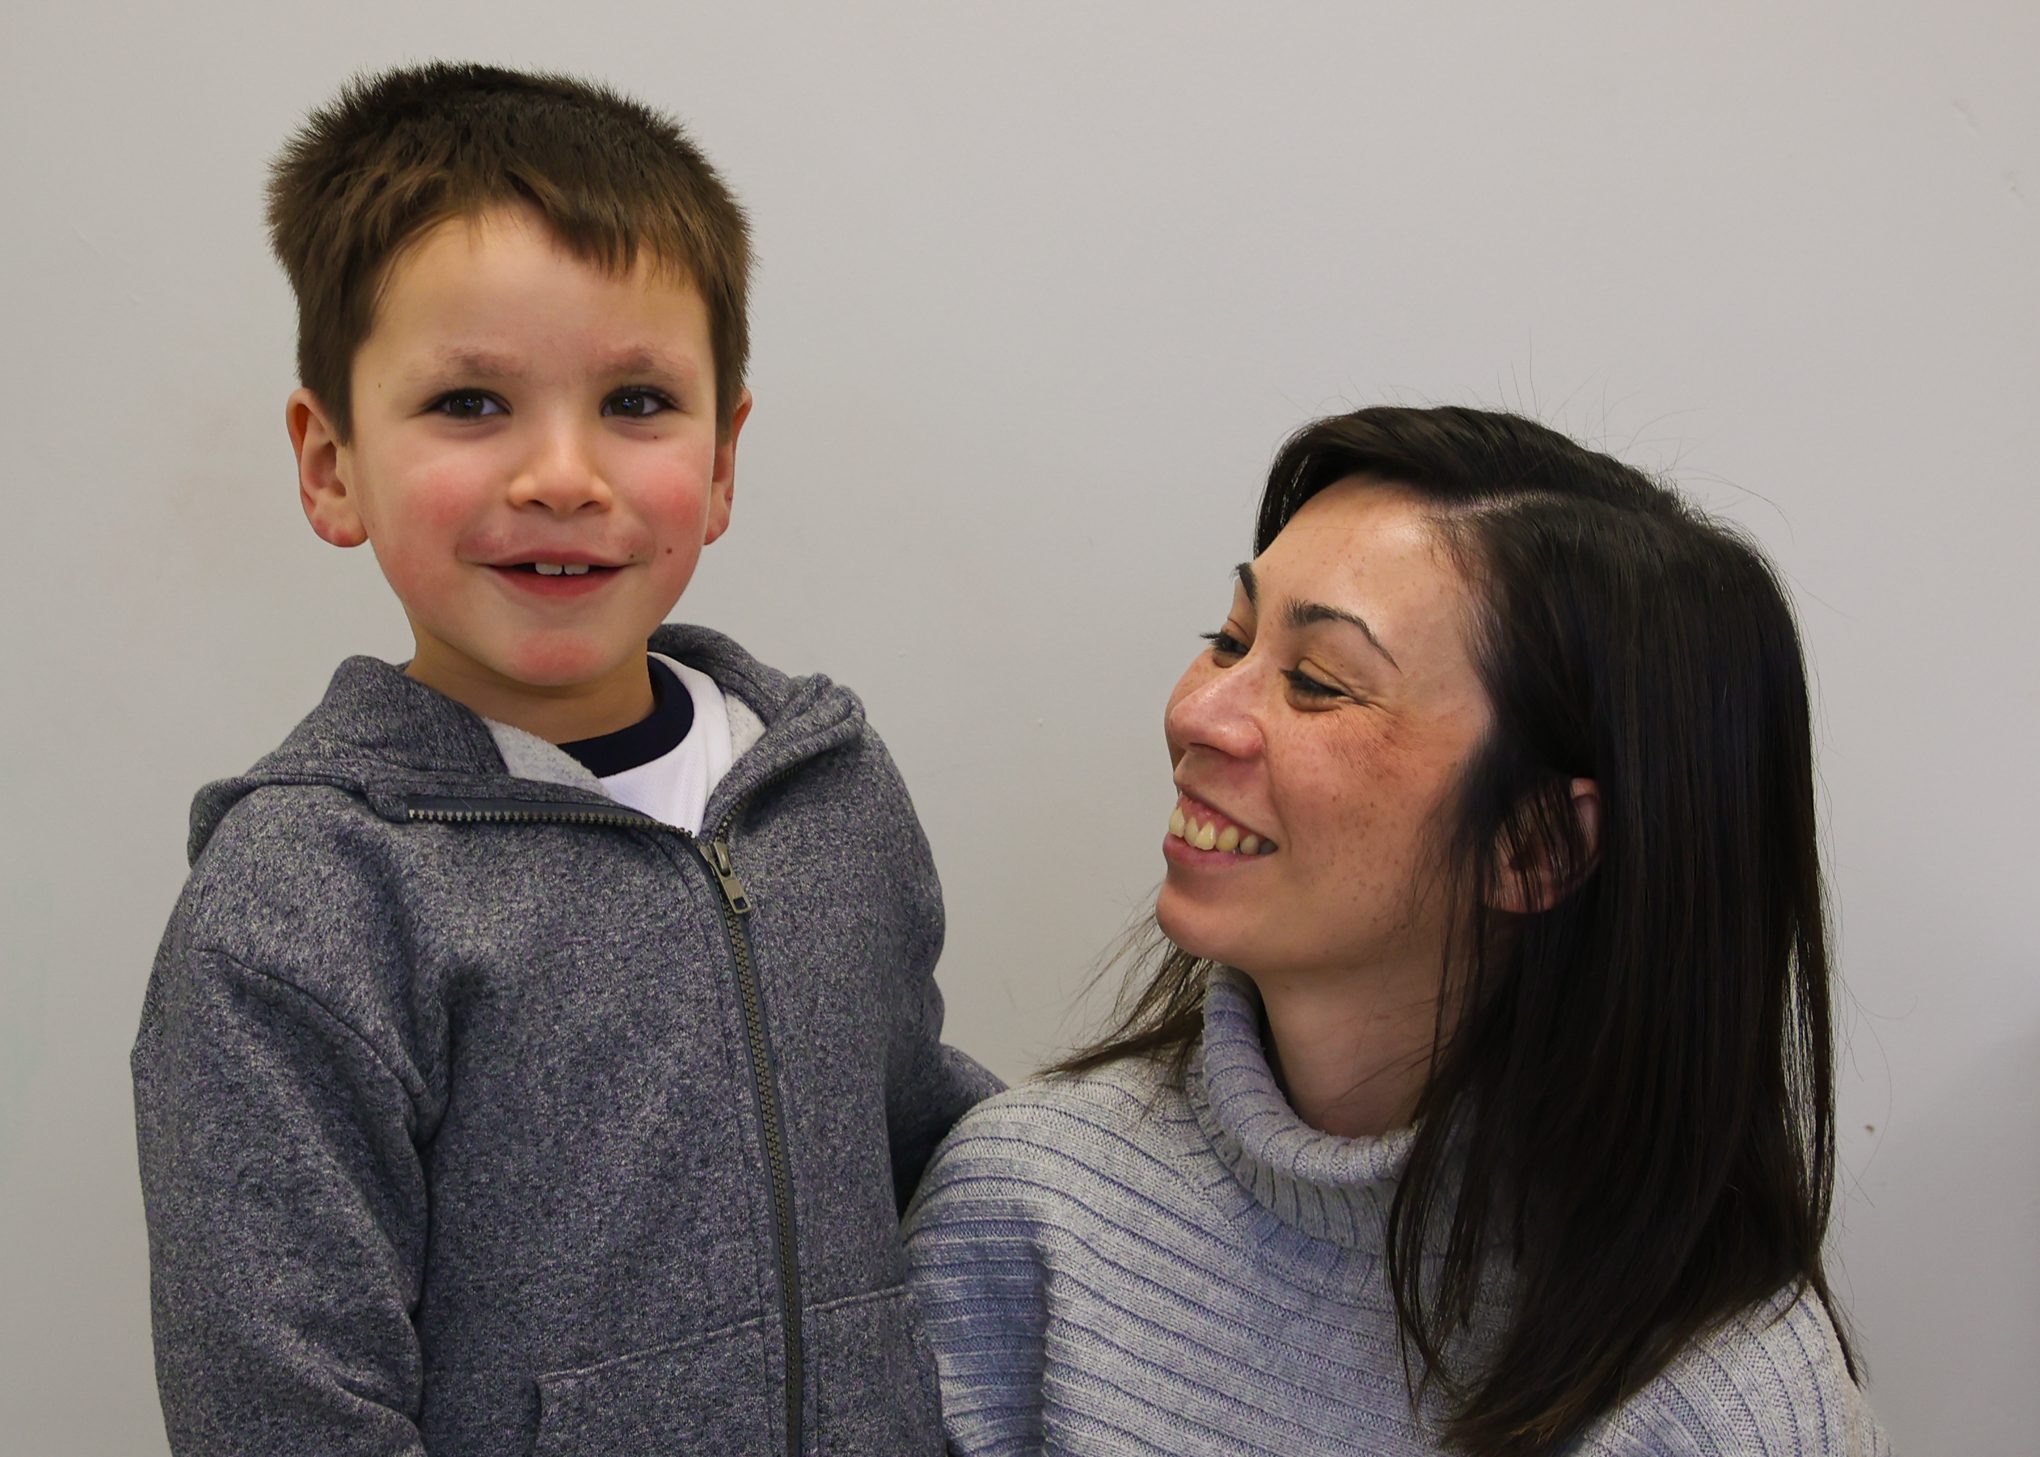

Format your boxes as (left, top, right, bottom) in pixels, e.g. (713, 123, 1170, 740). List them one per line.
(811, 1284, 945, 1456)
(532, 1315, 775, 1457)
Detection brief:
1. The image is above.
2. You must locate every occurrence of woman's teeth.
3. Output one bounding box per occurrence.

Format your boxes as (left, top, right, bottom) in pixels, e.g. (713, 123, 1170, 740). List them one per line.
(1169, 805, 1275, 855)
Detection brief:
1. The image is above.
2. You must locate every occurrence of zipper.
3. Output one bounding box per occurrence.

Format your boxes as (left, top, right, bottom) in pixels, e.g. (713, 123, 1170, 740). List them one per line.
(406, 794, 806, 1457)
(704, 834, 752, 914)
(701, 813, 801, 1457)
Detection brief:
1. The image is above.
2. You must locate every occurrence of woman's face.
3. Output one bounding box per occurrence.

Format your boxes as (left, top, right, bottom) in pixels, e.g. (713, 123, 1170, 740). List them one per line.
(1159, 478, 1493, 995)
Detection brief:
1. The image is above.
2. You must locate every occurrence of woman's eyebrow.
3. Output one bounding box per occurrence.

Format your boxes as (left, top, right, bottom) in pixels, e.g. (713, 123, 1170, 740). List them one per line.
(1235, 561, 1402, 672)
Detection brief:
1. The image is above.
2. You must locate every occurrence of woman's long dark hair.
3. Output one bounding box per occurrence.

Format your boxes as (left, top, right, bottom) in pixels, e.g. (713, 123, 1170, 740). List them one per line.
(1056, 406, 1849, 1454)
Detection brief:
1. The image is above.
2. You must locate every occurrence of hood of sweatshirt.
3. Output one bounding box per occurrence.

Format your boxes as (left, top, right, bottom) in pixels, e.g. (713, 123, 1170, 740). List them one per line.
(188, 623, 863, 862)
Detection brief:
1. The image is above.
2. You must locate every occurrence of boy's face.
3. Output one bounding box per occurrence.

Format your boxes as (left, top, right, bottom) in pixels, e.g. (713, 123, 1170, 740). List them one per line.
(287, 204, 749, 743)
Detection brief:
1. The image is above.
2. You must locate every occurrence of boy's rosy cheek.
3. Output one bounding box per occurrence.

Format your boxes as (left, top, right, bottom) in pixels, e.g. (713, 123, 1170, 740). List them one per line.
(409, 466, 488, 529)
(637, 468, 712, 514)
(371, 538, 445, 590)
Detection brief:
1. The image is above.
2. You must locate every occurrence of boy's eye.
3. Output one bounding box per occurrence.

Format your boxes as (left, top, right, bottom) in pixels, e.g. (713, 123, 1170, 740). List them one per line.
(604, 387, 676, 419)
(431, 391, 506, 421)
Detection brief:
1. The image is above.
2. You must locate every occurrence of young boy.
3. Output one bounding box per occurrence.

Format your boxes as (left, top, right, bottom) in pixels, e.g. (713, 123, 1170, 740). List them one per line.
(132, 63, 995, 1457)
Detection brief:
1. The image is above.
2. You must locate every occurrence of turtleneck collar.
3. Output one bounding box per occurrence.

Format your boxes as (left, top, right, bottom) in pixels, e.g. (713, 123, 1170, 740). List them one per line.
(1189, 966, 1416, 1250)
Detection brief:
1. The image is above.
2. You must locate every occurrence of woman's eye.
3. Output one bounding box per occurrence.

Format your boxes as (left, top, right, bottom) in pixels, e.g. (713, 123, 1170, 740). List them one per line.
(432, 391, 505, 421)
(1201, 629, 1249, 660)
(604, 388, 675, 418)
(1284, 669, 1341, 700)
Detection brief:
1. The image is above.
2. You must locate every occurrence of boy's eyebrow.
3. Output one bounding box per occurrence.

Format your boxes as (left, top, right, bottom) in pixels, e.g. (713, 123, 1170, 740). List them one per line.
(419, 347, 527, 380)
(593, 346, 703, 381)
(411, 346, 703, 382)
(1234, 561, 1402, 672)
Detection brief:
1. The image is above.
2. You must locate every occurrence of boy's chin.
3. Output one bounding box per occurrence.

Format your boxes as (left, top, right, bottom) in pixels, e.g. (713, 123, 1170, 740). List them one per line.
(408, 633, 656, 708)
(503, 654, 642, 693)
(490, 628, 661, 688)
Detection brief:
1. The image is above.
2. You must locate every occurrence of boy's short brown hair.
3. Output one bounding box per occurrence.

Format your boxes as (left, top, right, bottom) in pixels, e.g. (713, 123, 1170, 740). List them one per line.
(268, 62, 751, 439)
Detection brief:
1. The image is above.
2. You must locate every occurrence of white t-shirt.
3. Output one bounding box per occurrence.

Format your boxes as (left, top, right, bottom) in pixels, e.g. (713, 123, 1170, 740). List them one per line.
(567, 653, 733, 834)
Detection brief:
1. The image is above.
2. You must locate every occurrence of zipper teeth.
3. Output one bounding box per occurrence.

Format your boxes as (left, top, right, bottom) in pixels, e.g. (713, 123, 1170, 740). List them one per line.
(705, 797, 805, 1457)
(406, 791, 806, 1456)
(406, 805, 672, 831)
(719, 887, 805, 1457)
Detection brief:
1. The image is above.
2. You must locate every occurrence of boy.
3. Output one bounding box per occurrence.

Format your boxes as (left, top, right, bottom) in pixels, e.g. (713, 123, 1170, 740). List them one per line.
(132, 62, 995, 1457)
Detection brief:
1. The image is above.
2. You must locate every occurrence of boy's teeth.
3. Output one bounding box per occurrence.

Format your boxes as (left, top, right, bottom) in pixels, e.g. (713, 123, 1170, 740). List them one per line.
(563, 564, 590, 576)
(531, 563, 594, 576)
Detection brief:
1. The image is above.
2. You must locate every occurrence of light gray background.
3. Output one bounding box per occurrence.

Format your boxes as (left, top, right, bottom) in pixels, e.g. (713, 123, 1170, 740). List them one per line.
(3, 2, 2034, 1452)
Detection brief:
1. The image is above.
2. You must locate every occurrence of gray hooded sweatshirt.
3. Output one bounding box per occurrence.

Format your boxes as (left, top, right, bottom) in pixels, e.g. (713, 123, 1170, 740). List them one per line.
(133, 624, 999, 1457)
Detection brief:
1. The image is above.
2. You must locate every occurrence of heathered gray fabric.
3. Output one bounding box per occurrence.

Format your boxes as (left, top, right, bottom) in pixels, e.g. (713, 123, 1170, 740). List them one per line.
(904, 968, 1891, 1456)
(133, 623, 1000, 1457)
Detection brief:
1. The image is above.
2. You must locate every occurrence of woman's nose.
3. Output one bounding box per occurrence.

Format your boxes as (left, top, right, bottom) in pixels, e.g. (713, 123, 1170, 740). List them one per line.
(1165, 658, 1266, 762)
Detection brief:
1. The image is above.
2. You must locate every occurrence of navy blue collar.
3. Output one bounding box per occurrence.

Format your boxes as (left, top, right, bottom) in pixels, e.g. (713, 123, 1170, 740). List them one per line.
(558, 657, 694, 778)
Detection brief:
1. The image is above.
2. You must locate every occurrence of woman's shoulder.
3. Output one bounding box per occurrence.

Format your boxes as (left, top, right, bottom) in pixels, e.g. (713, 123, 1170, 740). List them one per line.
(906, 1057, 1194, 1225)
(1580, 1286, 1891, 1456)
(961, 1056, 1177, 1125)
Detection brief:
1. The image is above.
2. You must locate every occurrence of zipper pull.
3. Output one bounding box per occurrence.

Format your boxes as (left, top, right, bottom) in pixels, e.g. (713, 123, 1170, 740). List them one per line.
(705, 836, 752, 915)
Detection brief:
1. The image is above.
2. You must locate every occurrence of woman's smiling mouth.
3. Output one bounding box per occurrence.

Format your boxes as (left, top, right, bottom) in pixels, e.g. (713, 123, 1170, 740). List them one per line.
(1166, 792, 1278, 857)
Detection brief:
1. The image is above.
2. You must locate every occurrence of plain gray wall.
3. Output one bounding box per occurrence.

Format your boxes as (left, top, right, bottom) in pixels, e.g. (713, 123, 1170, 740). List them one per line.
(4, 2, 2034, 1451)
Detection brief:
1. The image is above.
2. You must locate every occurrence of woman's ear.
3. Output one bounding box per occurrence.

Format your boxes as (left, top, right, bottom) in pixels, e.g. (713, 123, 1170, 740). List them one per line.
(287, 388, 366, 548)
(1489, 777, 1600, 914)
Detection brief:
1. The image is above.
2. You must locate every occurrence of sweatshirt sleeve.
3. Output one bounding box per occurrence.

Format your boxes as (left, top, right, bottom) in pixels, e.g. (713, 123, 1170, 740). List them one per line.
(867, 732, 1004, 1210)
(132, 935, 431, 1457)
(884, 944, 1004, 1211)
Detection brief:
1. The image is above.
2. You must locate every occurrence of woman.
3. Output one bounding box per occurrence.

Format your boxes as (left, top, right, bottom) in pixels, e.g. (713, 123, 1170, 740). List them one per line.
(904, 406, 1889, 1455)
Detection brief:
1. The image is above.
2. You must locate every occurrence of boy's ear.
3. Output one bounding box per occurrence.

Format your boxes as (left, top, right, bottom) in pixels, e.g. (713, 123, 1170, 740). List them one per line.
(286, 388, 366, 548)
(1488, 777, 1601, 914)
(704, 387, 753, 547)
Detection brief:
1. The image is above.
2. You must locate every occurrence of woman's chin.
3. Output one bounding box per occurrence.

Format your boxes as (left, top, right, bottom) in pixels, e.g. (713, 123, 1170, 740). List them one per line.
(1154, 888, 1227, 967)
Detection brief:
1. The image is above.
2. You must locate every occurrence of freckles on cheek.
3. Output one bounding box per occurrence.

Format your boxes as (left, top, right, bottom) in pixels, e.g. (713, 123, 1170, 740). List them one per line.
(1318, 782, 1382, 856)
(1331, 712, 1403, 768)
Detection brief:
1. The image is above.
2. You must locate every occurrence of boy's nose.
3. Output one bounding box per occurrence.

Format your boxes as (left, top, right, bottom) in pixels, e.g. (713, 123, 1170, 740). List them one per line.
(509, 427, 613, 514)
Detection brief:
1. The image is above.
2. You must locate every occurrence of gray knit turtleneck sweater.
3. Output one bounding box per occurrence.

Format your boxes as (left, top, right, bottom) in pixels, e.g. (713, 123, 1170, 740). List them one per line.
(903, 968, 1890, 1455)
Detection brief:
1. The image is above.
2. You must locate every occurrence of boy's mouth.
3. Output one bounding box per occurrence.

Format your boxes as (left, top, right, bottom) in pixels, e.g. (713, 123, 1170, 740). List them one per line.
(486, 551, 626, 575)
(488, 559, 624, 596)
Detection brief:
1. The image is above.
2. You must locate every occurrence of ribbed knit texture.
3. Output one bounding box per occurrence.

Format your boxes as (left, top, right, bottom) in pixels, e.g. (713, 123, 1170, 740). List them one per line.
(904, 968, 1890, 1456)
